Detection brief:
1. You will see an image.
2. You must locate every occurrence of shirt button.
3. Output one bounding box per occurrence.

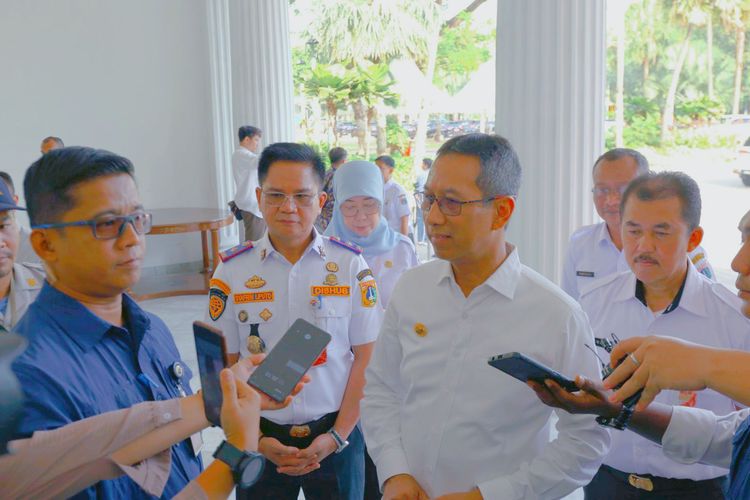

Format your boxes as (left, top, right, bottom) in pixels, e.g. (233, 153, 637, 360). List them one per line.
(163, 412, 172, 420)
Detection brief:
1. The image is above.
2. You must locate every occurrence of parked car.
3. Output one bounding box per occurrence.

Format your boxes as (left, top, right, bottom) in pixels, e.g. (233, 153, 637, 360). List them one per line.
(734, 137, 750, 186)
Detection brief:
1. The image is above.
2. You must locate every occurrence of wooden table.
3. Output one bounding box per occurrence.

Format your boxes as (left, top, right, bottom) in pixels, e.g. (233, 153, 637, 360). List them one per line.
(131, 208, 234, 300)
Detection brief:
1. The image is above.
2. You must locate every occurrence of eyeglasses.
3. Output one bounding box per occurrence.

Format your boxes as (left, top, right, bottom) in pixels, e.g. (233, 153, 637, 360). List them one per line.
(32, 212, 152, 240)
(340, 200, 380, 217)
(262, 191, 317, 208)
(414, 191, 498, 216)
(592, 186, 627, 198)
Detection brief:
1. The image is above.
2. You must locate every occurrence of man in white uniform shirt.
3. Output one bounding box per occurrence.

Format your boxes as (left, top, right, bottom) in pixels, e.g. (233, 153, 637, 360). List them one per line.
(362, 133, 610, 500)
(562, 148, 714, 301)
(232, 125, 266, 241)
(576, 172, 750, 498)
(208, 142, 380, 500)
(375, 155, 410, 236)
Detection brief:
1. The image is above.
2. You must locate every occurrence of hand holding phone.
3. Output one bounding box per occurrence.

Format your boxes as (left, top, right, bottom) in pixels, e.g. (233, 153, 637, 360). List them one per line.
(488, 352, 578, 392)
(248, 319, 331, 403)
(193, 321, 229, 426)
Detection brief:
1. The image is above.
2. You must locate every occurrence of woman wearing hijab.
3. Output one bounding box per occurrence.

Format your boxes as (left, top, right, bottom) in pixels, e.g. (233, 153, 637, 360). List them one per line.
(325, 160, 419, 309)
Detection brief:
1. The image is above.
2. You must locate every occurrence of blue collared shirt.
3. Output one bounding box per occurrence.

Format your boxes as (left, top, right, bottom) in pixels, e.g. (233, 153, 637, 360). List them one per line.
(12, 283, 202, 499)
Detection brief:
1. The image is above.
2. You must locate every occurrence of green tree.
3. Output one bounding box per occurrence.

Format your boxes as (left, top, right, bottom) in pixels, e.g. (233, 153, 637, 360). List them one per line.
(434, 12, 493, 95)
(299, 64, 353, 144)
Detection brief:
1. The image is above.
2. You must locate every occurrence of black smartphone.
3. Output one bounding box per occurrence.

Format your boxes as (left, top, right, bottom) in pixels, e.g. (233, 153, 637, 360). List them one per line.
(248, 318, 331, 403)
(487, 352, 579, 392)
(193, 321, 229, 426)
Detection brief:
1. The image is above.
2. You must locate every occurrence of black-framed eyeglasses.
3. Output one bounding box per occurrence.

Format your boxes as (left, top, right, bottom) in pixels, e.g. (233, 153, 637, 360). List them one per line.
(414, 191, 498, 216)
(32, 212, 153, 240)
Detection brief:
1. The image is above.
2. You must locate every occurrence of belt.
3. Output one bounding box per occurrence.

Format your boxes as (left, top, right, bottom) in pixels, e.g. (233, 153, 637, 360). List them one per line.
(602, 464, 726, 493)
(260, 412, 338, 449)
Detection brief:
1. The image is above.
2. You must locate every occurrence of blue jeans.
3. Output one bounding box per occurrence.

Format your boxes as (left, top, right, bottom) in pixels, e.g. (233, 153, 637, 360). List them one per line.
(239, 426, 365, 500)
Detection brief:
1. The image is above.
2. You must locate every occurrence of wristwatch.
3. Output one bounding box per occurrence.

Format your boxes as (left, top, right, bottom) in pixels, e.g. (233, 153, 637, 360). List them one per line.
(328, 428, 349, 454)
(213, 440, 265, 488)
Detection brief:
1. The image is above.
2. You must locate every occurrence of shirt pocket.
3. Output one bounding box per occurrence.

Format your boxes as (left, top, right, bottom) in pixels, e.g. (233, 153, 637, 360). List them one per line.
(312, 296, 351, 353)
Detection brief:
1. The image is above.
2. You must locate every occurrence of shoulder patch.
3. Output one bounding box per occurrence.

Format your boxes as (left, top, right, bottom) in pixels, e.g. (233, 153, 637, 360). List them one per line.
(219, 240, 254, 263)
(328, 236, 362, 255)
(209, 278, 231, 295)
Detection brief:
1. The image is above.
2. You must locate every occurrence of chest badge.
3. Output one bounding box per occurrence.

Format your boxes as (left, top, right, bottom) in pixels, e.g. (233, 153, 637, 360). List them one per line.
(247, 324, 266, 354)
(245, 275, 266, 289)
(414, 323, 428, 337)
(259, 308, 273, 322)
(384, 260, 393, 269)
(326, 262, 339, 272)
(324, 273, 339, 286)
(238, 310, 249, 323)
(27, 278, 37, 287)
(576, 271, 595, 278)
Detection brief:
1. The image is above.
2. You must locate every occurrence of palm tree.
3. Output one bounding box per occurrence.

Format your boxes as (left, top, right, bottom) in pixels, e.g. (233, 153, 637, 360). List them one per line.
(661, 0, 709, 142)
(718, 0, 750, 114)
(300, 65, 353, 144)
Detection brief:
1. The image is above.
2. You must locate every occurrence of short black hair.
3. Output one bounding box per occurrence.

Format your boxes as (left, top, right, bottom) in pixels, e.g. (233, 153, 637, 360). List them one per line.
(42, 136, 64, 148)
(375, 155, 395, 168)
(620, 171, 701, 231)
(328, 147, 348, 165)
(24, 146, 135, 226)
(422, 158, 433, 168)
(238, 126, 261, 143)
(593, 148, 649, 175)
(0, 172, 15, 195)
(258, 143, 325, 188)
(436, 133, 522, 197)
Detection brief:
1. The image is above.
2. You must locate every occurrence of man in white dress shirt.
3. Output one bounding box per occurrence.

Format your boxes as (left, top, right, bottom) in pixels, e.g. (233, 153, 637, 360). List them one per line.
(529, 208, 750, 498)
(375, 155, 410, 237)
(362, 133, 610, 500)
(562, 148, 714, 301)
(232, 125, 266, 241)
(576, 172, 750, 498)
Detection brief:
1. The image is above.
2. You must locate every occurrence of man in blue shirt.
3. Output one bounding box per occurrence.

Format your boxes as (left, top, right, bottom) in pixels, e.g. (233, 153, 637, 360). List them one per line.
(12, 146, 202, 499)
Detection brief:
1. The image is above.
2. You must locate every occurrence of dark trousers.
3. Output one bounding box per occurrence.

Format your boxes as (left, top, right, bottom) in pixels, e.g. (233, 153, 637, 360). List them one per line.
(238, 425, 365, 500)
(584, 464, 727, 500)
(240, 211, 266, 241)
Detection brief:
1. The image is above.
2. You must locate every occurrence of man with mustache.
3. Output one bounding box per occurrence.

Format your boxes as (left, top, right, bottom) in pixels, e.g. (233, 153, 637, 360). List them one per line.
(0, 177, 44, 331)
(575, 172, 750, 498)
(562, 148, 714, 301)
(11, 147, 203, 499)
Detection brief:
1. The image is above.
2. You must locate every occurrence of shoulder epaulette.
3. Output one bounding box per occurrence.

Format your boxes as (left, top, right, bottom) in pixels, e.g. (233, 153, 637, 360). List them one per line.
(328, 236, 363, 255)
(219, 240, 254, 263)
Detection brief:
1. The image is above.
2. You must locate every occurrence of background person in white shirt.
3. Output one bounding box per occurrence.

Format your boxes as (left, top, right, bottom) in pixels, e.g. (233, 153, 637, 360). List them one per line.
(232, 125, 266, 241)
(529, 208, 750, 499)
(561, 148, 714, 301)
(574, 172, 750, 498)
(375, 155, 410, 237)
(362, 133, 610, 500)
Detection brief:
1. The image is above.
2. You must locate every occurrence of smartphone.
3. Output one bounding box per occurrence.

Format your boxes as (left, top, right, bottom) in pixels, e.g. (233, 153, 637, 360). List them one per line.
(248, 318, 331, 403)
(487, 352, 579, 392)
(193, 321, 229, 426)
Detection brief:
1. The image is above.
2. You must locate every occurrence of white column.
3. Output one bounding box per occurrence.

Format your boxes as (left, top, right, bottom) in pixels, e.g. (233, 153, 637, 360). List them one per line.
(496, 0, 605, 283)
(207, 0, 237, 243)
(229, 0, 294, 145)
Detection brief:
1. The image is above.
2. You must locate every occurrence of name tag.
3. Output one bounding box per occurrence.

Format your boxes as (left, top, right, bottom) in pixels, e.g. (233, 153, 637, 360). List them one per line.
(310, 285, 351, 296)
(234, 291, 275, 303)
(576, 271, 595, 278)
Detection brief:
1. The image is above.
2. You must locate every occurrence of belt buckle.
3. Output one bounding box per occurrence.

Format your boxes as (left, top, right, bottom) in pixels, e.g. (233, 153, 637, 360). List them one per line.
(289, 425, 311, 438)
(628, 474, 654, 492)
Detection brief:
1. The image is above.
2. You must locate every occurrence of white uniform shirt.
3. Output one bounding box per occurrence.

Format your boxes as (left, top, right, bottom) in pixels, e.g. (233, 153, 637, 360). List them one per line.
(383, 179, 410, 233)
(1, 262, 44, 330)
(362, 246, 611, 499)
(662, 406, 750, 469)
(366, 235, 419, 309)
(231, 147, 262, 217)
(562, 222, 715, 300)
(580, 263, 750, 479)
(207, 230, 381, 425)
